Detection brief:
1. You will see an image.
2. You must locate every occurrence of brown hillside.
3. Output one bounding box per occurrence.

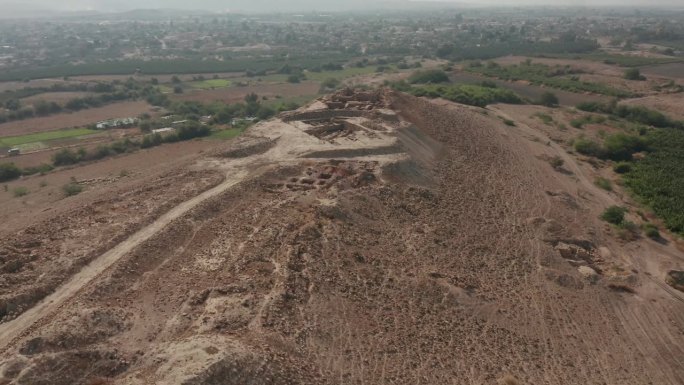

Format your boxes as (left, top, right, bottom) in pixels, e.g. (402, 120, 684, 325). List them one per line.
(1, 89, 683, 384)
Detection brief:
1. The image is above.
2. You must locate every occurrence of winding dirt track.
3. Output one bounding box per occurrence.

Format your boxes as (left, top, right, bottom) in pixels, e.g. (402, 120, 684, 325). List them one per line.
(0, 170, 248, 354)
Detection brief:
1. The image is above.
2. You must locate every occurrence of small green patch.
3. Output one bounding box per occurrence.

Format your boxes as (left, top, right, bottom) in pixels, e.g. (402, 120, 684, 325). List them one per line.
(594, 177, 613, 191)
(549, 156, 564, 170)
(189, 79, 231, 89)
(534, 113, 554, 125)
(210, 128, 244, 140)
(13, 186, 28, 197)
(502, 119, 516, 127)
(0, 128, 98, 147)
(643, 223, 660, 239)
(613, 162, 632, 174)
(62, 183, 83, 197)
(601, 205, 627, 225)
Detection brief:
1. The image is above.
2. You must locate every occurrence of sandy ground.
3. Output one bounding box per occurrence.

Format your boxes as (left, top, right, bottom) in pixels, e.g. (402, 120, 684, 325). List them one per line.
(641, 62, 684, 79)
(0, 101, 157, 137)
(450, 71, 609, 106)
(492, 55, 625, 77)
(0, 90, 683, 384)
(170, 82, 320, 104)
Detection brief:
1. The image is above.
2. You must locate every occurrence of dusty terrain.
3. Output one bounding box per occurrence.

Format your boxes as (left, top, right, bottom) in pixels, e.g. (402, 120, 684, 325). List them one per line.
(0, 89, 683, 385)
(170, 82, 319, 104)
(0, 101, 157, 137)
(622, 93, 684, 121)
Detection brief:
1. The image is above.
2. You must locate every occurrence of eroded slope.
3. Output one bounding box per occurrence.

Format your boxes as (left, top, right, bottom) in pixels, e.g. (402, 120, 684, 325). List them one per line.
(1, 90, 683, 385)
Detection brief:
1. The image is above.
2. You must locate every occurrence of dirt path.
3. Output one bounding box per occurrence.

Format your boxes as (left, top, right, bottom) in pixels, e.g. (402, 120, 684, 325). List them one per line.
(0, 169, 249, 353)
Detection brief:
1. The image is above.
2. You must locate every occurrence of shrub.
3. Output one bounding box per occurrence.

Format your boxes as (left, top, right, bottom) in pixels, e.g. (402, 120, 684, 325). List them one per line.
(21, 164, 54, 176)
(52, 148, 84, 166)
(407, 69, 449, 84)
(613, 161, 632, 174)
(0, 163, 22, 182)
(602, 133, 646, 161)
(576, 101, 603, 112)
(534, 113, 554, 125)
(594, 177, 612, 191)
(93, 145, 112, 159)
(624, 68, 645, 81)
(13, 186, 28, 197)
(539, 91, 559, 107)
(570, 119, 585, 129)
(643, 223, 660, 239)
(574, 138, 603, 157)
(549, 156, 564, 170)
(409, 84, 522, 107)
(62, 183, 83, 197)
(503, 119, 516, 126)
(601, 205, 627, 225)
(319, 77, 340, 92)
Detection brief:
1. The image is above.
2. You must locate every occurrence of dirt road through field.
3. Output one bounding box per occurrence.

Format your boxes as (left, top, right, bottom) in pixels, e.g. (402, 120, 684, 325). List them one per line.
(0, 169, 249, 353)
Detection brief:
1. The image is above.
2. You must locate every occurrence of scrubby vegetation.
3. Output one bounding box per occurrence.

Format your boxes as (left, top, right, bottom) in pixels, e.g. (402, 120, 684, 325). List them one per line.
(594, 177, 613, 191)
(62, 183, 83, 197)
(613, 161, 632, 174)
(408, 69, 450, 84)
(643, 223, 661, 239)
(12, 186, 28, 198)
(403, 83, 523, 107)
(0, 163, 22, 182)
(623, 128, 684, 235)
(576, 102, 682, 129)
(437, 37, 599, 62)
(570, 114, 606, 128)
(624, 68, 646, 81)
(549, 156, 565, 170)
(0, 162, 54, 182)
(539, 92, 559, 107)
(601, 205, 628, 225)
(534, 113, 554, 125)
(466, 61, 631, 97)
(573, 133, 646, 161)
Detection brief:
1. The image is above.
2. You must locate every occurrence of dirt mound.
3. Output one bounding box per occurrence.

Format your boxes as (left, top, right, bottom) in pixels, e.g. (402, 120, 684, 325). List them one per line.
(2, 89, 684, 384)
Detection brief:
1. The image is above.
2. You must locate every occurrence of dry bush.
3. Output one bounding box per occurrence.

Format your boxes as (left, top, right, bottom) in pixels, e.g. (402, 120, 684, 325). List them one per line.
(498, 374, 522, 385)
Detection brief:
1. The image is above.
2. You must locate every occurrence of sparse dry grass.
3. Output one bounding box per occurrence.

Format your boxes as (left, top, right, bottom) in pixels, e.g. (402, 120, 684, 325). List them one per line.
(498, 374, 522, 385)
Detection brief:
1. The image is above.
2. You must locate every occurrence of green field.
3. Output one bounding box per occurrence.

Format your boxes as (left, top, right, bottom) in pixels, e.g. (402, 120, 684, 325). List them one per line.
(0, 55, 353, 82)
(189, 79, 232, 89)
(210, 128, 244, 140)
(305, 66, 385, 81)
(0, 128, 98, 147)
(539, 53, 683, 67)
(264, 95, 317, 109)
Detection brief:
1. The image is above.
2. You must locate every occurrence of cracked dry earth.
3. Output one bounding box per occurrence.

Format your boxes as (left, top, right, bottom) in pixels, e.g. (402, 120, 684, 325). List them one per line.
(1, 89, 684, 385)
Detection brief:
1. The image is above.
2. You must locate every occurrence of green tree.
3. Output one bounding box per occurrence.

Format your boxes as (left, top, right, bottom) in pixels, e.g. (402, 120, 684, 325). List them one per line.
(0, 163, 22, 182)
(408, 69, 449, 84)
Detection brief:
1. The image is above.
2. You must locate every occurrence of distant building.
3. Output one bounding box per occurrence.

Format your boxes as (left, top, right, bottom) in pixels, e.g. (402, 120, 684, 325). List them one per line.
(96, 117, 138, 130)
(152, 127, 175, 134)
(231, 117, 257, 126)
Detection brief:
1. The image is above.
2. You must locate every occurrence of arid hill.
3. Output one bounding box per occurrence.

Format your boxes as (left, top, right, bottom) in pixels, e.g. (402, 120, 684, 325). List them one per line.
(1, 89, 683, 385)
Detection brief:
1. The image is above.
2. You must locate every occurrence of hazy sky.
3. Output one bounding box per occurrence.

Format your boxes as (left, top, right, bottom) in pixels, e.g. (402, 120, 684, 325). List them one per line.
(3, 0, 683, 13)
